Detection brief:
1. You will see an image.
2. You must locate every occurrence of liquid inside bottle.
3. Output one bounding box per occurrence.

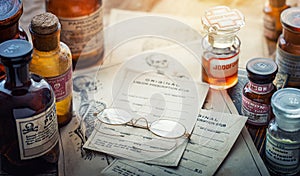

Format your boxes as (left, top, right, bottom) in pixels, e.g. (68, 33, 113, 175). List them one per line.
(0, 39, 59, 175)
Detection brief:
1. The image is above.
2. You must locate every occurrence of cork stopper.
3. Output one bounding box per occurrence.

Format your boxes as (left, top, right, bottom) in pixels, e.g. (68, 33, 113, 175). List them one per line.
(30, 12, 60, 51)
(30, 12, 59, 34)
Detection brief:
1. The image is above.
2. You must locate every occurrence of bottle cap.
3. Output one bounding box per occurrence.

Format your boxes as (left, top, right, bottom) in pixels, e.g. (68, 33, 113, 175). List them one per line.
(0, 0, 22, 23)
(30, 12, 59, 35)
(271, 88, 300, 131)
(281, 7, 300, 33)
(202, 6, 245, 34)
(0, 39, 33, 65)
(246, 58, 278, 83)
(269, 0, 286, 8)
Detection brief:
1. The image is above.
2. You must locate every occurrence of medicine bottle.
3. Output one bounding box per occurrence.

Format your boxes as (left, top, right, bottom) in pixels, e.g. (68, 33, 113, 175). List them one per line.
(263, 0, 290, 41)
(0, 39, 59, 175)
(46, 0, 104, 70)
(29, 12, 73, 127)
(265, 88, 300, 176)
(242, 58, 278, 126)
(0, 0, 28, 80)
(201, 6, 245, 89)
(276, 7, 300, 88)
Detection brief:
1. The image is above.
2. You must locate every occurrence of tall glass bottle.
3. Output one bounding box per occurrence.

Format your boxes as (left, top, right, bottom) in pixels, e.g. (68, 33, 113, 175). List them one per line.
(0, 0, 28, 80)
(46, 0, 104, 70)
(0, 39, 59, 175)
(201, 6, 245, 89)
(276, 7, 300, 88)
(29, 12, 73, 127)
(263, 0, 290, 41)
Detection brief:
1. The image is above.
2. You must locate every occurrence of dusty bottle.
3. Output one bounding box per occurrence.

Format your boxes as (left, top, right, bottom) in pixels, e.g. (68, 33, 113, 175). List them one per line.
(241, 58, 278, 126)
(46, 0, 104, 70)
(29, 12, 73, 127)
(263, 0, 290, 41)
(201, 6, 245, 89)
(0, 0, 28, 80)
(265, 88, 300, 175)
(0, 39, 59, 175)
(276, 7, 300, 88)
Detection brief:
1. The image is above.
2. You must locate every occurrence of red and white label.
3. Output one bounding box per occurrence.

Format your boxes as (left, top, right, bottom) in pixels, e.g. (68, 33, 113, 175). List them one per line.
(207, 53, 239, 78)
(249, 81, 274, 94)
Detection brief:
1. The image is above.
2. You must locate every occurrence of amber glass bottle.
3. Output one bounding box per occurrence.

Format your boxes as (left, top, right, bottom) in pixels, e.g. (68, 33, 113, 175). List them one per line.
(0, 39, 59, 175)
(0, 0, 28, 80)
(46, 0, 104, 70)
(29, 13, 73, 127)
(276, 7, 300, 88)
(242, 58, 278, 126)
(263, 0, 290, 41)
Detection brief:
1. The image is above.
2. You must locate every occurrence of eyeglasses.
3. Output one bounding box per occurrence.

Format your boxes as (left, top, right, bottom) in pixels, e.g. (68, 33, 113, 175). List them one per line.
(96, 108, 191, 139)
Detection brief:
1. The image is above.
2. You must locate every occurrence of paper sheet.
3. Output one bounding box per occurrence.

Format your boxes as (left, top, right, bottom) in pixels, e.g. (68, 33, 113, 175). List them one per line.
(101, 109, 247, 176)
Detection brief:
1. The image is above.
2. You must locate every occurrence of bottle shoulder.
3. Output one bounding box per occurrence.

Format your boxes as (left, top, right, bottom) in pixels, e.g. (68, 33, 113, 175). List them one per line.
(268, 120, 300, 143)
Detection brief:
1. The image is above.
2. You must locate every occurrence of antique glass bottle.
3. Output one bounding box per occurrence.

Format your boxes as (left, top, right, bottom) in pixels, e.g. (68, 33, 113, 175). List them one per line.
(242, 58, 278, 126)
(265, 88, 300, 175)
(29, 12, 73, 127)
(46, 0, 104, 70)
(201, 6, 245, 89)
(0, 39, 59, 175)
(276, 7, 300, 88)
(0, 0, 28, 80)
(263, 0, 290, 41)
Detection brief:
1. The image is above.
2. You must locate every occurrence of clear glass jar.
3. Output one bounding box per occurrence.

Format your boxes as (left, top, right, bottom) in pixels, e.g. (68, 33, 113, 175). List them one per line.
(201, 6, 245, 89)
(265, 88, 300, 175)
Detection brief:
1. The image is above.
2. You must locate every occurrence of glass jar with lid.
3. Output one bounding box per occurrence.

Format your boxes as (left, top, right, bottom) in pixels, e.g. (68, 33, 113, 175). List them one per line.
(265, 88, 300, 175)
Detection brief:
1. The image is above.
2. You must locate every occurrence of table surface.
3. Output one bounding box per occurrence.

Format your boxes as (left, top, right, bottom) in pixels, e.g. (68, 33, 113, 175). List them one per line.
(5, 0, 298, 175)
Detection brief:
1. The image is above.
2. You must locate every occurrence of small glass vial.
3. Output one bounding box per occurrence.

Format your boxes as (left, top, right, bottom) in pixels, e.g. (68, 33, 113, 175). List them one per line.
(263, 0, 290, 41)
(29, 12, 73, 127)
(0, 39, 59, 175)
(242, 58, 278, 126)
(0, 0, 28, 80)
(46, 0, 104, 70)
(265, 88, 300, 176)
(276, 7, 300, 88)
(201, 6, 245, 89)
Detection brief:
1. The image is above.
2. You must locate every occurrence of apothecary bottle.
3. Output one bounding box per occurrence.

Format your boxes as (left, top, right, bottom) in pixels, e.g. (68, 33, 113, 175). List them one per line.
(263, 0, 290, 41)
(201, 6, 245, 89)
(242, 58, 278, 126)
(29, 12, 73, 127)
(46, 0, 104, 70)
(0, 39, 59, 175)
(265, 88, 300, 176)
(0, 0, 28, 80)
(276, 7, 300, 88)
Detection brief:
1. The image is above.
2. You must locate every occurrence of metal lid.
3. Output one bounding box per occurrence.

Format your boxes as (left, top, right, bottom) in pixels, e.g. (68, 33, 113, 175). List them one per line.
(271, 88, 300, 131)
(0, 39, 32, 64)
(246, 58, 278, 83)
(202, 6, 245, 34)
(0, 0, 22, 22)
(281, 7, 300, 32)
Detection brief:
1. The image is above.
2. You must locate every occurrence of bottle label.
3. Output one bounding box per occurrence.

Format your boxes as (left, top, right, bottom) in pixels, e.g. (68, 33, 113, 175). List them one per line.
(47, 67, 72, 102)
(16, 102, 59, 160)
(265, 132, 300, 173)
(59, 7, 104, 56)
(249, 81, 274, 94)
(276, 47, 300, 86)
(207, 53, 239, 78)
(241, 95, 270, 125)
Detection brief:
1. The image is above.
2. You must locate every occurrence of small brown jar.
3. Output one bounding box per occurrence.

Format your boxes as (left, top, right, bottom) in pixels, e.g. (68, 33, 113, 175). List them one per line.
(242, 58, 278, 126)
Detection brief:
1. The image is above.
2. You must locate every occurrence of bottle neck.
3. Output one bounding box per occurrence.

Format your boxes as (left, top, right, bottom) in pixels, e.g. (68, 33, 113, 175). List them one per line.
(208, 32, 237, 48)
(0, 22, 20, 42)
(282, 27, 300, 45)
(30, 29, 60, 52)
(5, 63, 31, 89)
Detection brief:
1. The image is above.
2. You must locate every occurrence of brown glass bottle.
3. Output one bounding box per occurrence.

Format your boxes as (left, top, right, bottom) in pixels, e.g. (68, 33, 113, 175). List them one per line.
(46, 0, 104, 70)
(29, 13, 73, 127)
(276, 7, 300, 88)
(0, 0, 28, 80)
(242, 58, 278, 126)
(263, 0, 290, 41)
(0, 39, 59, 175)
